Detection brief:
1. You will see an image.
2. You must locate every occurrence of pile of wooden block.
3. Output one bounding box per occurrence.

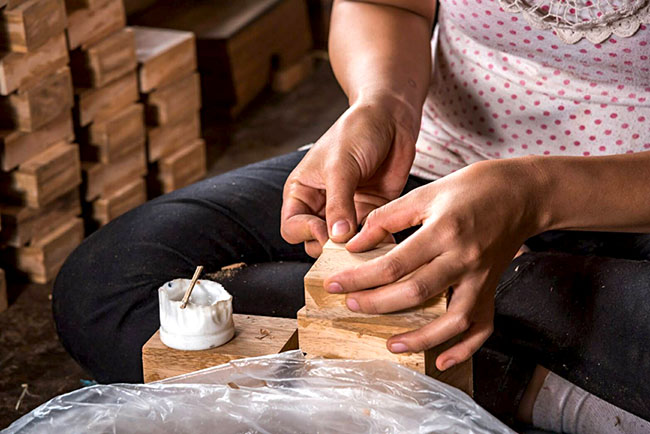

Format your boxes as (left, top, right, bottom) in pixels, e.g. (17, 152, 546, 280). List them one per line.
(66, 0, 147, 229)
(0, 0, 84, 284)
(132, 26, 206, 196)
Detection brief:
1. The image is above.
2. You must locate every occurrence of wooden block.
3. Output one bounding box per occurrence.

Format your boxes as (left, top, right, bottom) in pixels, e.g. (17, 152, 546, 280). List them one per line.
(76, 71, 138, 127)
(0, 188, 80, 247)
(142, 314, 299, 383)
(82, 140, 146, 200)
(69, 27, 136, 88)
(271, 54, 313, 93)
(0, 32, 68, 95)
(156, 138, 206, 193)
(146, 110, 200, 162)
(143, 72, 200, 125)
(66, 0, 126, 50)
(78, 103, 144, 163)
(0, 66, 73, 132)
(5, 217, 84, 283)
(0, 268, 7, 313)
(0, 142, 81, 208)
(64, 0, 102, 13)
(0, 110, 74, 171)
(132, 26, 197, 93)
(297, 307, 473, 396)
(0, 0, 67, 53)
(92, 176, 145, 226)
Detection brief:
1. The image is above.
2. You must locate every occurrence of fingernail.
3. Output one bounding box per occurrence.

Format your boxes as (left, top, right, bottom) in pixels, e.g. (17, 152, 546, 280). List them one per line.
(332, 220, 350, 237)
(441, 359, 457, 370)
(346, 298, 360, 312)
(327, 282, 343, 293)
(390, 343, 409, 353)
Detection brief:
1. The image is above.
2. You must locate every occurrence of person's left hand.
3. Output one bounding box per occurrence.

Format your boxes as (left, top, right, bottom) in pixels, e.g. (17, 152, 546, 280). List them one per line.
(324, 158, 545, 371)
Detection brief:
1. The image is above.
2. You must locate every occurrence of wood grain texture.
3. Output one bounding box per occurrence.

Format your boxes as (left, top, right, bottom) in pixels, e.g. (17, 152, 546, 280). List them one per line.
(0, 32, 68, 95)
(78, 103, 145, 163)
(66, 0, 126, 50)
(75, 71, 138, 127)
(91, 176, 145, 226)
(4, 217, 84, 283)
(82, 140, 146, 200)
(143, 72, 201, 125)
(69, 27, 136, 88)
(0, 188, 80, 247)
(0, 268, 6, 313)
(0, 66, 73, 132)
(0, 0, 67, 53)
(142, 314, 299, 383)
(146, 109, 200, 162)
(132, 26, 197, 93)
(0, 110, 74, 171)
(155, 138, 206, 193)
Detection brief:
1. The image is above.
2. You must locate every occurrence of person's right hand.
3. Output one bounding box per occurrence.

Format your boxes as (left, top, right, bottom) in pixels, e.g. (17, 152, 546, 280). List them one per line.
(281, 94, 419, 257)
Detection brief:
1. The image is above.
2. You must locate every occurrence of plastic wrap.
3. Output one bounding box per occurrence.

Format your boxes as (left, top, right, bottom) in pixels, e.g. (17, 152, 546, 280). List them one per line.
(3, 351, 514, 433)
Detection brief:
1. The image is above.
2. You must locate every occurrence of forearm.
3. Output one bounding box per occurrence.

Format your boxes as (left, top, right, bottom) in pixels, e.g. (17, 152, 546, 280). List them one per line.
(329, 0, 434, 137)
(528, 151, 650, 233)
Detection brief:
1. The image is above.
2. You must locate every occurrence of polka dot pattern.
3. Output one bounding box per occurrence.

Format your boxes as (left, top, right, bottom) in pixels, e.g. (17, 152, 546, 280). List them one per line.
(411, 0, 650, 179)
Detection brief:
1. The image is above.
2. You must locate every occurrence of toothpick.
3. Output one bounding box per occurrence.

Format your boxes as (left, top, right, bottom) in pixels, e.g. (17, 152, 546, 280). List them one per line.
(180, 265, 203, 309)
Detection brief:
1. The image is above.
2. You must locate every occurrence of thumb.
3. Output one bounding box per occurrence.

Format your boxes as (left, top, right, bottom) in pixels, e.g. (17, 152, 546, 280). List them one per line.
(325, 158, 360, 243)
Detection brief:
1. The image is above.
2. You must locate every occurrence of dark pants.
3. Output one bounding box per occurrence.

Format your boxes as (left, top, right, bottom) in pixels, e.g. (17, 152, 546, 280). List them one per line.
(52, 150, 650, 424)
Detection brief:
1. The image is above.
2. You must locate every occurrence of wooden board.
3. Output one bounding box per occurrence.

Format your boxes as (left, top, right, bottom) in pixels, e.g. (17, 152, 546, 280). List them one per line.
(297, 307, 473, 396)
(155, 137, 206, 194)
(75, 70, 138, 127)
(0, 0, 67, 53)
(0, 268, 6, 313)
(78, 103, 144, 163)
(0, 142, 81, 208)
(69, 27, 136, 88)
(0, 110, 74, 171)
(91, 176, 145, 226)
(66, 0, 126, 50)
(0, 188, 80, 247)
(82, 140, 146, 200)
(143, 72, 200, 125)
(131, 26, 197, 93)
(142, 314, 299, 383)
(0, 32, 68, 95)
(4, 217, 84, 283)
(0, 66, 73, 132)
(146, 109, 200, 162)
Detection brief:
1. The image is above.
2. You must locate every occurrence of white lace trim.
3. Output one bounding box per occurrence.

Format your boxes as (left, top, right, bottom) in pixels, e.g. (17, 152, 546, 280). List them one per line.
(498, 0, 650, 43)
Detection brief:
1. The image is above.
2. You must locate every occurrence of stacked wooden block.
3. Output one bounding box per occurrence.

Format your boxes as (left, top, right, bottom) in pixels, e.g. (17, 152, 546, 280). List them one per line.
(132, 26, 206, 196)
(0, 0, 84, 284)
(66, 0, 147, 229)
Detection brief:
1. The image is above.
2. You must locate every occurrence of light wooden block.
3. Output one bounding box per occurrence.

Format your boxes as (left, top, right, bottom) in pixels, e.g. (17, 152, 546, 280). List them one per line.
(142, 314, 299, 383)
(82, 140, 146, 200)
(0, 0, 67, 53)
(69, 27, 136, 88)
(66, 0, 126, 50)
(92, 176, 145, 226)
(0, 66, 73, 132)
(156, 138, 206, 193)
(0, 32, 68, 95)
(0, 268, 7, 313)
(76, 71, 138, 127)
(146, 110, 200, 162)
(6, 217, 84, 283)
(0, 142, 81, 208)
(0, 110, 74, 171)
(0, 188, 80, 247)
(79, 103, 145, 163)
(132, 26, 197, 93)
(143, 72, 201, 126)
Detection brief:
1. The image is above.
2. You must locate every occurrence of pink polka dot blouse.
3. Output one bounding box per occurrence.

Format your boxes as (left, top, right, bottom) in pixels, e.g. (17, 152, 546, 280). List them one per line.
(411, 0, 650, 180)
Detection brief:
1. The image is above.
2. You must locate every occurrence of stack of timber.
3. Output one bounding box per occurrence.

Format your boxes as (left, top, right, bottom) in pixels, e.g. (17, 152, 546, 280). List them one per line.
(129, 0, 313, 118)
(0, 0, 84, 284)
(132, 26, 206, 196)
(66, 0, 147, 229)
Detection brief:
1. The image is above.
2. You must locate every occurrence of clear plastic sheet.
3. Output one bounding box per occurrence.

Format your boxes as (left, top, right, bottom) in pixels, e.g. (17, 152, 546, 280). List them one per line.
(3, 351, 514, 433)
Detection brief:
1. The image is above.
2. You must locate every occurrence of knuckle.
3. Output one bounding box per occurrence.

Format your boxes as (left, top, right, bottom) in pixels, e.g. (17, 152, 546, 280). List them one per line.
(451, 314, 472, 333)
(359, 295, 380, 314)
(405, 280, 429, 304)
(382, 256, 405, 281)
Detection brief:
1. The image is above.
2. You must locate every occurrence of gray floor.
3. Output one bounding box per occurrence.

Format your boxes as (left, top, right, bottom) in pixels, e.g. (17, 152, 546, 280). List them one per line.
(0, 59, 347, 429)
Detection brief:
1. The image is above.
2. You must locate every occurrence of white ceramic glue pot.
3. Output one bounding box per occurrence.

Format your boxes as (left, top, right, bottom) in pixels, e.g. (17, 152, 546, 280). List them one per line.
(158, 278, 235, 351)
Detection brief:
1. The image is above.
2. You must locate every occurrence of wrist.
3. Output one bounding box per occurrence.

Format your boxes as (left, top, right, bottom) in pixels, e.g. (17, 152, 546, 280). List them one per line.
(518, 156, 556, 235)
(350, 89, 422, 141)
